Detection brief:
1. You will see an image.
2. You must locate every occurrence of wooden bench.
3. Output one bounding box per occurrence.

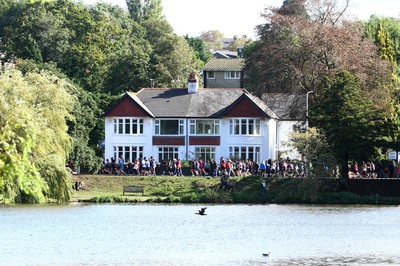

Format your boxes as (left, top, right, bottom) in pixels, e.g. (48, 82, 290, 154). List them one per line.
(123, 185, 144, 196)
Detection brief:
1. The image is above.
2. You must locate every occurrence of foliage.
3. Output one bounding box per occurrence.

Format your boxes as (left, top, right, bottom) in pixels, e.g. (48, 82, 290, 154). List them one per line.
(199, 30, 224, 50)
(16, 59, 103, 173)
(90, 195, 125, 203)
(244, 0, 392, 98)
(227, 35, 249, 52)
(363, 15, 400, 75)
(126, 0, 162, 24)
(286, 127, 336, 176)
(0, 67, 74, 203)
(142, 17, 198, 88)
(72, 174, 400, 205)
(311, 71, 395, 178)
(278, 0, 309, 18)
(185, 35, 211, 65)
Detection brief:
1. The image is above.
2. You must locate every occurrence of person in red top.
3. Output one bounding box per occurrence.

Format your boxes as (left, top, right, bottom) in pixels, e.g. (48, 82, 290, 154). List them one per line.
(352, 162, 359, 178)
(219, 157, 226, 175)
(227, 159, 233, 176)
(198, 157, 207, 176)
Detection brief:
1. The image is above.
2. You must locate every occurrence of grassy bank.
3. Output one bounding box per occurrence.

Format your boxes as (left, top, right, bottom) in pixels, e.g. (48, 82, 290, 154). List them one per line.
(71, 174, 400, 205)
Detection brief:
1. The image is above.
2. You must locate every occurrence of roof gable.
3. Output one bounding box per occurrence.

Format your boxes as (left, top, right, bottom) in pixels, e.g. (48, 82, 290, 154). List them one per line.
(222, 94, 272, 118)
(106, 89, 277, 119)
(105, 93, 154, 117)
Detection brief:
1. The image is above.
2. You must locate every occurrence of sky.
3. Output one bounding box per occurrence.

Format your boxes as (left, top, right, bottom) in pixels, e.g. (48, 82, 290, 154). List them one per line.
(82, 0, 400, 39)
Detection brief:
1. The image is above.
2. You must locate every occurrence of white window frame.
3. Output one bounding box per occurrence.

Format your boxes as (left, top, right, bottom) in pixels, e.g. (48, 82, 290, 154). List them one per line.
(229, 119, 261, 135)
(195, 147, 216, 163)
(229, 146, 261, 162)
(158, 146, 179, 161)
(207, 71, 215, 79)
(114, 118, 144, 135)
(154, 119, 185, 135)
(113, 146, 144, 162)
(190, 119, 220, 135)
(224, 71, 241, 79)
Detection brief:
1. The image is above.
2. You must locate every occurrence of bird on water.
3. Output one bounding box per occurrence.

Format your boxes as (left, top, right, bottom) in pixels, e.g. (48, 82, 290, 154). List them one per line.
(196, 207, 207, 215)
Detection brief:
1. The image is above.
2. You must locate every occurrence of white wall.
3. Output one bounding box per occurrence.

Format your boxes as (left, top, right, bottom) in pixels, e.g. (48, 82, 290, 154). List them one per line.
(105, 117, 280, 162)
(276, 121, 302, 160)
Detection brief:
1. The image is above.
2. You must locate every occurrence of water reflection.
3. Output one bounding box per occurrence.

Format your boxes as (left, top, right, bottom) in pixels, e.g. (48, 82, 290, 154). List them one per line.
(0, 204, 399, 265)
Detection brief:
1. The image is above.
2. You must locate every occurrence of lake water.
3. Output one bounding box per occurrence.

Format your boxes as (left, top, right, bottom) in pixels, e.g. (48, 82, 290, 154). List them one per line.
(1, 204, 399, 266)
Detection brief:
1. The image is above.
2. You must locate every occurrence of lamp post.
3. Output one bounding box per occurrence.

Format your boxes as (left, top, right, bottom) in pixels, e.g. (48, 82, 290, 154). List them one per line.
(304, 91, 314, 177)
(306, 91, 314, 130)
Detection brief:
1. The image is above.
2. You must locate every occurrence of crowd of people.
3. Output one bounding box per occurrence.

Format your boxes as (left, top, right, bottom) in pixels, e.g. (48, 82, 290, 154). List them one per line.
(101, 156, 157, 176)
(99, 156, 306, 178)
(350, 161, 400, 178)
(97, 156, 400, 179)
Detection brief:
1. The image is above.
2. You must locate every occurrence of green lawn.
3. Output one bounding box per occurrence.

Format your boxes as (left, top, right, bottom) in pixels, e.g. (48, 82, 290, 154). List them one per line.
(71, 174, 223, 201)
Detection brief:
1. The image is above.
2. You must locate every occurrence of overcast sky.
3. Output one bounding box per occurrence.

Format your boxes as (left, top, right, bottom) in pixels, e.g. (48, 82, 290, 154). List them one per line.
(82, 0, 400, 39)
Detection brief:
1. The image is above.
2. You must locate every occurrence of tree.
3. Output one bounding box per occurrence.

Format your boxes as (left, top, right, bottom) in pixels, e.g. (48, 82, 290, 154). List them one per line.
(287, 127, 336, 176)
(200, 30, 224, 50)
(364, 15, 400, 77)
(227, 35, 249, 52)
(278, 0, 309, 18)
(363, 16, 400, 155)
(126, 0, 162, 24)
(185, 35, 212, 65)
(244, 0, 392, 103)
(311, 71, 394, 178)
(0, 67, 74, 203)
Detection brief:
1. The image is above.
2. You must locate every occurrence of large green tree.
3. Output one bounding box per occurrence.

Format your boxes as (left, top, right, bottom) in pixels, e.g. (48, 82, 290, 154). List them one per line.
(364, 15, 400, 74)
(0, 67, 74, 203)
(129, 1, 198, 87)
(185, 35, 211, 66)
(311, 71, 394, 178)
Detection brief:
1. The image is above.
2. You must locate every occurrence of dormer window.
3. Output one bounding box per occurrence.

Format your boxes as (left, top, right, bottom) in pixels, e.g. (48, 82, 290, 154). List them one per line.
(224, 71, 241, 79)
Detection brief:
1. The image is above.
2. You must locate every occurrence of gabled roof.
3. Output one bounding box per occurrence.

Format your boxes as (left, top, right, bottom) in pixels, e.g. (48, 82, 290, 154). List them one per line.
(261, 93, 306, 120)
(107, 88, 277, 119)
(104, 92, 155, 117)
(213, 50, 238, 58)
(202, 58, 244, 71)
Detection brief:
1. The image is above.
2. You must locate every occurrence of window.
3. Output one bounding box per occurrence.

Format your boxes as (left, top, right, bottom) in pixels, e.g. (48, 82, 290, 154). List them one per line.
(155, 119, 185, 135)
(190, 120, 220, 135)
(229, 119, 261, 135)
(224, 71, 241, 79)
(114, 118, 144, 134)
(229, 146, 261, 162)
(113, 146, 144, 162)
(207, 71, 215, 79)
(158, 146, 179, 161)
(293, 123, 306, 133)
(195, 147, 216, 163)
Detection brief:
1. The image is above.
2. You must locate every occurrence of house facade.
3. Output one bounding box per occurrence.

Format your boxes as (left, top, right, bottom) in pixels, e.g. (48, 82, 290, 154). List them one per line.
(262, 93, 307, 160)
(202, 58, 244, 89)
(104, 77, 279, 164)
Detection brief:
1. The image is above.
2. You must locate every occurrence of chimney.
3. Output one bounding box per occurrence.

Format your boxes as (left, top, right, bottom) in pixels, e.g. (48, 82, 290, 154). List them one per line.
(187, 73, 199, 94)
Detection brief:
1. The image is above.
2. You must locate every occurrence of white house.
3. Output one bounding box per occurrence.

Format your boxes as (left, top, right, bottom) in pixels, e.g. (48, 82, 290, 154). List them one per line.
(104, 75, 285, 164)
(262, 93, 307, 160)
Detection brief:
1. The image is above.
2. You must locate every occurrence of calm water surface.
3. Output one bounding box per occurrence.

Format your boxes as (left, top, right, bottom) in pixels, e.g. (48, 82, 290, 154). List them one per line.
(0, 204, 399, 265)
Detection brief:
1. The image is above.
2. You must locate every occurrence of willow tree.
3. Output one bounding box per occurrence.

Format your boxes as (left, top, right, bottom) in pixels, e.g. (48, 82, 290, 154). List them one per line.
(0, 67, 74, 203)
